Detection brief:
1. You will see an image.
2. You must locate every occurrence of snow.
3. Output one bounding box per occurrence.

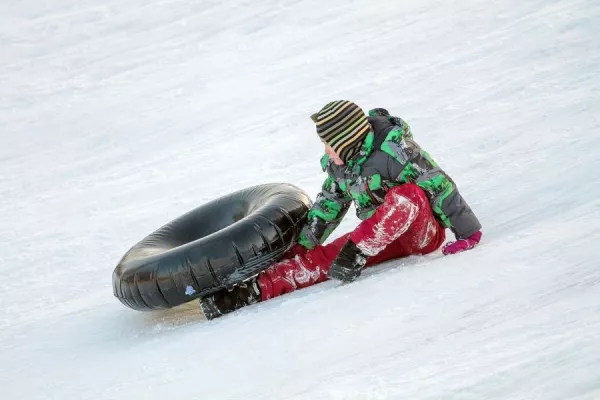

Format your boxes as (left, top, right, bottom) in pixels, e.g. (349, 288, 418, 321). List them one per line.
(1, 0, 599, 398)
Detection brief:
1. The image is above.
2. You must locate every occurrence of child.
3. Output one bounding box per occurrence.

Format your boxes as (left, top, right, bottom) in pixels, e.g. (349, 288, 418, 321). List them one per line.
(200, 101, 482, 319)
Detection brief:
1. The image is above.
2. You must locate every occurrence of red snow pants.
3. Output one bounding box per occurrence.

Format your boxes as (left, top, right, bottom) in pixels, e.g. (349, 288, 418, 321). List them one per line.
(257, 184, 446, 300)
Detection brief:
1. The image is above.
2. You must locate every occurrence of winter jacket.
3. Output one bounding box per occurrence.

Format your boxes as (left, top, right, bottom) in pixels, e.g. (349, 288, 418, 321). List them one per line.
(298, 110, 481, 249)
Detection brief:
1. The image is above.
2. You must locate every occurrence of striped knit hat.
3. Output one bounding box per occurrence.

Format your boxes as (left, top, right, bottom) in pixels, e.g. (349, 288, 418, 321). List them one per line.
(310, 100, 371, 163)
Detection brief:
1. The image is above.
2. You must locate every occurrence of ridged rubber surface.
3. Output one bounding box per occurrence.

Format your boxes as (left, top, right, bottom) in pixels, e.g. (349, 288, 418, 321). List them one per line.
(112, 183, 311, 311)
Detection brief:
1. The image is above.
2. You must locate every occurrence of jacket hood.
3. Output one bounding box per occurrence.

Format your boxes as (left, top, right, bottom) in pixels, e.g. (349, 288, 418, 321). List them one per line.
(368, 115, 395, 149)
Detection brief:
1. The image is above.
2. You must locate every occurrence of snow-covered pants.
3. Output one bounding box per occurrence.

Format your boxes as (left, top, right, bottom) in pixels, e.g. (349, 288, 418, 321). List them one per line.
(257, 184, 446, 300)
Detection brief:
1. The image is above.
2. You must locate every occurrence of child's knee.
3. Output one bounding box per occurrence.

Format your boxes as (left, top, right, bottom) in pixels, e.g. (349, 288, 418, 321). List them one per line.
(385, 184, 429, 208)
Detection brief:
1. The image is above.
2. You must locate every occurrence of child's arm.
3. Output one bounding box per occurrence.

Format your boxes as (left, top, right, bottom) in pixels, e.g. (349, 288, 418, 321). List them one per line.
(382, 124, 482, 241)
(298, 158, 352, 249)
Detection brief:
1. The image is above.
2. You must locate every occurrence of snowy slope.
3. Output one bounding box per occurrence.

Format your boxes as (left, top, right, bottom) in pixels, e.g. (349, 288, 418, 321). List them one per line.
(1, 0, 599, 398)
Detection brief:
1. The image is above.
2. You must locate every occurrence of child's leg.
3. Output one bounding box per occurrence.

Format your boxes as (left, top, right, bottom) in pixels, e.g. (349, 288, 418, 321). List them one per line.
(257, 184, 445, 300)
(257, 234, 348, 300)
(357, 184, 446, 265)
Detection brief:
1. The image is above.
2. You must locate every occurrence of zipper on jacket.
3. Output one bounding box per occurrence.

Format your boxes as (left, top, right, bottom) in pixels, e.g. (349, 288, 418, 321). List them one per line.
(365, 183, 380, 205)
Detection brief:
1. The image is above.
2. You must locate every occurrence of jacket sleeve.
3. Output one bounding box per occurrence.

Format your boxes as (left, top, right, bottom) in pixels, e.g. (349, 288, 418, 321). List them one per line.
(382, 123, 482, 240)
(298, 157, 352, 249)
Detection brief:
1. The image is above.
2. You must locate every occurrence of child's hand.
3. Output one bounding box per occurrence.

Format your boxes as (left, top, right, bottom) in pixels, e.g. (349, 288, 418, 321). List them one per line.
(442, 231, 482, 255)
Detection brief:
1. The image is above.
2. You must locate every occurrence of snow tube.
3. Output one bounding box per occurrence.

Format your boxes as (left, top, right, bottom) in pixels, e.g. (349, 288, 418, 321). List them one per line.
(112, 183, 311, 311)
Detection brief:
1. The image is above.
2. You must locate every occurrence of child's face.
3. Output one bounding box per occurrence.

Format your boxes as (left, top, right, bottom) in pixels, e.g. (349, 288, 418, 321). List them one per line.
(324, 143, 344, 166)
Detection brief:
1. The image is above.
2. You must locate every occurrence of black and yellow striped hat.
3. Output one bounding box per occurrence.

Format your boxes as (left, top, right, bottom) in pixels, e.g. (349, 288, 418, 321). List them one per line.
(311, 100, 371, 163)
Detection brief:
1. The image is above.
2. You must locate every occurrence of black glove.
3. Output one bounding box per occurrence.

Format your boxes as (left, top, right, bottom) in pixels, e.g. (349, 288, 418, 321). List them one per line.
(327, 240, 367, 283)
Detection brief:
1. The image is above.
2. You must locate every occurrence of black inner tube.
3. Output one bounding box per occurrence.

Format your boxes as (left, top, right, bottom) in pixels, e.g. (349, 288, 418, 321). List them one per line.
(112, 183, 311, 311)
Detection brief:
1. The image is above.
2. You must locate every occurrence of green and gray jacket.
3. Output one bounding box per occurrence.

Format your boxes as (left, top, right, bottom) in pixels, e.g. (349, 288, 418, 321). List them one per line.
(298, 112, 481, 249)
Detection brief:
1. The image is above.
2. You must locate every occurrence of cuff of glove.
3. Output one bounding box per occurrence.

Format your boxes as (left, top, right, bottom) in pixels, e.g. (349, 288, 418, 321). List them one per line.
(442, 231, 482, 255)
